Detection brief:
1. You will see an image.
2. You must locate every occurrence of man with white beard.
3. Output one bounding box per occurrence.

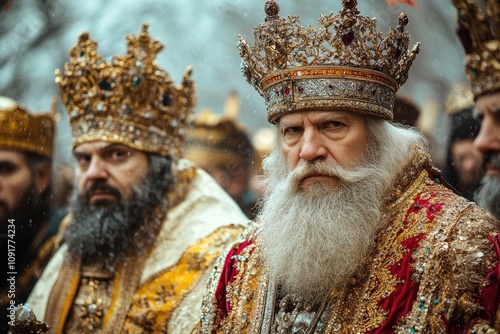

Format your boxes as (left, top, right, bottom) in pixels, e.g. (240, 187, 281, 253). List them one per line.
(23, 25, 247, 334)
(450, 0, 500, 221)
(200, 1, 500, 332)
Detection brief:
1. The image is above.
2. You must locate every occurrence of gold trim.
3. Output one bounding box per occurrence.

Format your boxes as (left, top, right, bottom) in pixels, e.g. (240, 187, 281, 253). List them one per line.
(262, 66, 398, 91)
(45, 256, 81, 334)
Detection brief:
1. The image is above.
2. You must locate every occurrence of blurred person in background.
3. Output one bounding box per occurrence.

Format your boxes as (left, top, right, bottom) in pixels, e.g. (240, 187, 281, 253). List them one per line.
(184, 91, 257, 219)
(443, 84, 483, 201)
(452, 0, 500, 220)
(0, 96, 62, 332)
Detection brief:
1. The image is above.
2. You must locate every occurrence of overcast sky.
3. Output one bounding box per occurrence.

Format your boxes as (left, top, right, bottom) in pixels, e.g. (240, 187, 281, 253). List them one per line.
(0, 0, 468, 166)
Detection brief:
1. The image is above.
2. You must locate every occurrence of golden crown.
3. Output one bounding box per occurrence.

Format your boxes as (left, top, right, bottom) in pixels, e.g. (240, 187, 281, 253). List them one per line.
(451, 0, 500, 99)
(445, 82, 474, 115)
(238, 0, 420, 123)
(56, 24, 196, 159)
(0, 96, 55, 159)
(184, 92, 254, 167)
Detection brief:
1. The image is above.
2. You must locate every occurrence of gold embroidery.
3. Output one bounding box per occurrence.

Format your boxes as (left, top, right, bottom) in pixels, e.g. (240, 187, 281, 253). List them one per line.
(123, 226, 244, 333)
(73, 278, 110, 333)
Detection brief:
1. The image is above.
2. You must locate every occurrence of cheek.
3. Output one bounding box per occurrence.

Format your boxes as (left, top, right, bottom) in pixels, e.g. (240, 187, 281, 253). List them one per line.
(75, 172, 86, 192)
(281, 144, 296, 169)
(117, 167, 147, 191)
(3, 176, 31, 208)
(344, 134, 369, 165)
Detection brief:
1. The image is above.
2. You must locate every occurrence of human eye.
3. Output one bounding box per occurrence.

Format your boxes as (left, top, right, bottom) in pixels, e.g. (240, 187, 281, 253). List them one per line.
(0, 162, 18, 176)
(322, 120, 345, 130)
(108, 148, 131, 161)
(73, 153, 91, 169)
(282, 126, 303, 136)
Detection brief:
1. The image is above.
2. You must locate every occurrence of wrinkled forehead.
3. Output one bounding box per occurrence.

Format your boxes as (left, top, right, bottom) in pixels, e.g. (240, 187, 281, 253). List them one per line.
(277, 110, 367, 127)
(475, 91, 500, 115)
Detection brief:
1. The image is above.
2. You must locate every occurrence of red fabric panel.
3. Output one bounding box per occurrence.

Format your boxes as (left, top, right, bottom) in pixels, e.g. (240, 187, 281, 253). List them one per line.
(215, 239, 253, 319)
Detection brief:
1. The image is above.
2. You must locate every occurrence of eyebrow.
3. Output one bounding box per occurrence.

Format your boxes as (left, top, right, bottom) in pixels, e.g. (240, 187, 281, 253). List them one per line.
(73, 143, 129, 155)
(279, 120, 299, 129)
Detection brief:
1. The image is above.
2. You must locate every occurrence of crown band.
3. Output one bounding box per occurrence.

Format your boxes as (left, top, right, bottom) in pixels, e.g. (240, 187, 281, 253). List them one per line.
(262, 67, 398, 91)
(264, 67, 396, 123)
(72, 117, 182, 158)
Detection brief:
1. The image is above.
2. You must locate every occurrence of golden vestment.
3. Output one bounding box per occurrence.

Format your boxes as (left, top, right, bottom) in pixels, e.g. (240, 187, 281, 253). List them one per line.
(200, 150, 500, 333)
(27, 160, 248, 334)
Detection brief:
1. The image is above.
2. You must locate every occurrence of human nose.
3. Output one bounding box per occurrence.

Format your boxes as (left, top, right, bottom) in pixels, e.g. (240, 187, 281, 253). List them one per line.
(299, 128, 328, 162)
(474, 119, 500, 154)
(85, 157, 108, 180)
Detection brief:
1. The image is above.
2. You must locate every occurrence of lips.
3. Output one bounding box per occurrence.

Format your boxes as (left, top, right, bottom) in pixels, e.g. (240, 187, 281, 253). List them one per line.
(483, 154, 500, 176)
(89, 190, 116, 198)
(85, 182, 121, 204)
(301, 173, 339, 185)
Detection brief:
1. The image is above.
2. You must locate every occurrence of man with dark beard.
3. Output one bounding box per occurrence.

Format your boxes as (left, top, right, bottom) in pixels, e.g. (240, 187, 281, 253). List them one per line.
(0, 96, 59, 333)
(200, 1, 500, 333)
(25, 25, 247, 333)
(450, 0, 500, 221)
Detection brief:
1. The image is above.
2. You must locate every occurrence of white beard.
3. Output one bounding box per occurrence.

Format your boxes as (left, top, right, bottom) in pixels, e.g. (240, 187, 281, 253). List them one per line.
(258, 144, 393, 303)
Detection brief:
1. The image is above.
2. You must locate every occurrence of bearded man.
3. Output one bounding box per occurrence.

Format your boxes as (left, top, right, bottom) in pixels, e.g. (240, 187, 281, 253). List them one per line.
(451, 0, 500, 221)
(25, 25, 247, 334)
(0, 97, 59, 332)
(200, 1, 500, 333)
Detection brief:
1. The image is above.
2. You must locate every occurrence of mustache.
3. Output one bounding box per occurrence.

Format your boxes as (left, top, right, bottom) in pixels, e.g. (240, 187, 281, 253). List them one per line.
(483, 153, 500, 169)
(289, 161, 372, 190)
(85, 181, 122, 202)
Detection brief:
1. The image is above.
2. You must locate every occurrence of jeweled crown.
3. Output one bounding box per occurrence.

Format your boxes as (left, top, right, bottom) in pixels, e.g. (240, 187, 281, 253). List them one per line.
(0, 96, 55, 159)
(184, 92, 254, 167)
(56, 24, 196, 159)
(451, 0, 500, 99)
(238, 0, 420, 123)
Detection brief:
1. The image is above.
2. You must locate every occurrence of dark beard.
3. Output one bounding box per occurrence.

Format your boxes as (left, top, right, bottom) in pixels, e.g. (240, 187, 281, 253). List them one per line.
(475, 154, 500, 220)
(0, 182, 49, 271)
(63, 156, 173, 272)
(0, 188, 49, 299)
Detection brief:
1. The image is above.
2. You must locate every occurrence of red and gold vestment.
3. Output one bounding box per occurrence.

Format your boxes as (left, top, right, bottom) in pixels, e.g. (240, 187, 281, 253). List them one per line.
(201, 150, 500, 333)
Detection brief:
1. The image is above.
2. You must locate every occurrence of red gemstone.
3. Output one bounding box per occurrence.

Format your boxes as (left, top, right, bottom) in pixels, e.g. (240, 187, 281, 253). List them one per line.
(342, 31, 355, 45)
(298, 86, 304, 93)
(283, 86, 291, 96)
